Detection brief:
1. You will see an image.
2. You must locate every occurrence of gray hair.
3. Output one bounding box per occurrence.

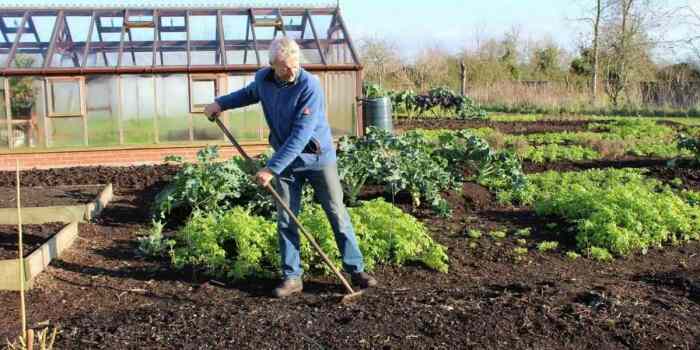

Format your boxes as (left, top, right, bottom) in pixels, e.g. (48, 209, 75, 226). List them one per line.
(269, 36, 300, 64)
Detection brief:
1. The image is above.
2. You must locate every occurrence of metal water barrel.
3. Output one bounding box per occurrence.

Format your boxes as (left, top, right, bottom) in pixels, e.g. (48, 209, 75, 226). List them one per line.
(362, 97, 393, 133)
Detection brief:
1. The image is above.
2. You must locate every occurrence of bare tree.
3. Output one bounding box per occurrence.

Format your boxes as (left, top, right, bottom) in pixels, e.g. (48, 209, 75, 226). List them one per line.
(409, 46, 450, 92)
(357, 37, 402, 88)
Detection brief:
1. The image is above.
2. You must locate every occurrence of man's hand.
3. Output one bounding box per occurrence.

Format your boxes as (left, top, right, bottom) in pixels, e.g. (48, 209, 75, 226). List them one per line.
(203, 102, 222, 121)
(255, 167, 275, 187)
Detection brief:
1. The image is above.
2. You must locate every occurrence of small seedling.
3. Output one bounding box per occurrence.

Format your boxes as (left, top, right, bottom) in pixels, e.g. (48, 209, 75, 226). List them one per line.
(516, 238, 527, 246)
(566, 251, 580, 260)
(537, 241, 559, 252)
(468, 242, 478, 249)
(489, 230, 507, 239)
(545, 223, 558, 229)
(465, 228, 482, 239)
(513, 247, 528, 255)
(588, 246, 613, 262)
(514, 227, 531, 237)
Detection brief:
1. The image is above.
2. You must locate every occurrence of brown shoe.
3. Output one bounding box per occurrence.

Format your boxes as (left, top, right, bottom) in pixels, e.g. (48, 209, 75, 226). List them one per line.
(350, 272, 378, 289)
(272, 278, 303, 298)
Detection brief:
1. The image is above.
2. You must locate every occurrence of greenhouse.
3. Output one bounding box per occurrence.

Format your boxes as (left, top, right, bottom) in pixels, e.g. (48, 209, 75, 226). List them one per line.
(0, 2, 361, 168)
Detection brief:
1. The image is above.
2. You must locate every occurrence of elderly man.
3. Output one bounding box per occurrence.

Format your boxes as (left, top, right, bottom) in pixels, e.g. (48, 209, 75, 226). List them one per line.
(203, 37, 377, 298)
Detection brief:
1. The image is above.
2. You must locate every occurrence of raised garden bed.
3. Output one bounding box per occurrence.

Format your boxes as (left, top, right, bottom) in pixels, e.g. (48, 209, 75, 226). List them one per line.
(0, 184, 113, 224)
(0, 222, 78, 291)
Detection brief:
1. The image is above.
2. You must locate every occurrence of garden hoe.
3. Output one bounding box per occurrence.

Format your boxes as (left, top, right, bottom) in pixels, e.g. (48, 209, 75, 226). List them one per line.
(212, 117, 364, 304)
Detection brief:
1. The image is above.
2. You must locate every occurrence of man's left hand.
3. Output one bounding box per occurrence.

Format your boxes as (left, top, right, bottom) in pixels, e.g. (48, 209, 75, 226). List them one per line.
(255, 167, 275, 187)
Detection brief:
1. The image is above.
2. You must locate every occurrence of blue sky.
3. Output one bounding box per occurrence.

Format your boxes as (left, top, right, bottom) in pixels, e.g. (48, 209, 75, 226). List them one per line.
(341, 0, 580, 55)
(3, 0, 697, 61)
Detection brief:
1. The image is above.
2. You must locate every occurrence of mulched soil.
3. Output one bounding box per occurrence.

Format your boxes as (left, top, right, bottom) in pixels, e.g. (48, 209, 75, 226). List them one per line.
(0, 185, 103, 208)
(1, 126, 700, 348)
(0, 223, 66, 259)
(395, 117, 605, 134)
(394, 117, 686, 134)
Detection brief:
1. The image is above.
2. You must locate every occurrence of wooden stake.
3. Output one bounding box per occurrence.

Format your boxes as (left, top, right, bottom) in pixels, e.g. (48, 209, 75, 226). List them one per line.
(16, 160, 27, 343)
(26, 329, 34, 350)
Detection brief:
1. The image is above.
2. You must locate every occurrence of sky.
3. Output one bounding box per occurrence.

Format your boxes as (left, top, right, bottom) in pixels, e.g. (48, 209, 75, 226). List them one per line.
(2, 0, 698, 61)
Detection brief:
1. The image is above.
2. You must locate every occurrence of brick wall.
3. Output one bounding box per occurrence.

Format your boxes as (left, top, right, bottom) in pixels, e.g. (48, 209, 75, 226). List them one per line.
(0, 144, 270, 171)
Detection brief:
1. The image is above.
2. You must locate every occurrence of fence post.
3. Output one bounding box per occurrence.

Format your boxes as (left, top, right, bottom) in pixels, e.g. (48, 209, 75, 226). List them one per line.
(460, 60, 466, 96)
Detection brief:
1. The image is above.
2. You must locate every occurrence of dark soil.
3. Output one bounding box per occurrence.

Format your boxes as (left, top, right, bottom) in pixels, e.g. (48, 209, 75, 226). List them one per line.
(0, 163, 698, 349)
(0, 223, 66, 259)
(395, 117, 607, 134)
(0, 185, 103, 208)
(0, 164, 180, 190)
(2, 128, 700, 347)
(394, 117, 686, 134)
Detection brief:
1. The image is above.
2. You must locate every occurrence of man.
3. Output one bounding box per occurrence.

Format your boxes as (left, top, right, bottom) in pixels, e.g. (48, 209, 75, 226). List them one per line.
(203, 37, 377, 298)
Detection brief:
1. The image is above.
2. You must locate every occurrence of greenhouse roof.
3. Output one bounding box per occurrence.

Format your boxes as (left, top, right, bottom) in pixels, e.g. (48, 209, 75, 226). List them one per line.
(0, 2, 359, 76)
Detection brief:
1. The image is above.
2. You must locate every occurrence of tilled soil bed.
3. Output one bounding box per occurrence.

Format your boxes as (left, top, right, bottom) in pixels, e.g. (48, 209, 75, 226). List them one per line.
(0, 223, 66, 259)
(0, 185, 103, 208)
(0, 162, 700, 349)
(395, 117, 605, 134)
(394, 117, 685, 134)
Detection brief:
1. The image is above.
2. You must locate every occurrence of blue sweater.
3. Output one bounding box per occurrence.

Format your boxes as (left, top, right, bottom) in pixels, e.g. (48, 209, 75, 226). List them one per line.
(215, 67, 337, 175)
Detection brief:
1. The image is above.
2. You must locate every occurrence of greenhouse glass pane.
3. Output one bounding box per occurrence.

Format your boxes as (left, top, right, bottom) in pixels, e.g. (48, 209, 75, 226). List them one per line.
(47, 117, 83, 147)
(86, 75, 120, 147)
(157, 74, 190, 142)
(50, 80, 81, 115)
(225, 75, 265, 142)
(121, 75, 156, 144)
(323, 72, 356, 137)
(9, 77, 44, 149)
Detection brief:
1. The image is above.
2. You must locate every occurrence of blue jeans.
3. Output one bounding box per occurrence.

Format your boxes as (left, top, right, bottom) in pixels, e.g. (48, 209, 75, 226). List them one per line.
(274, 163, 364, 279)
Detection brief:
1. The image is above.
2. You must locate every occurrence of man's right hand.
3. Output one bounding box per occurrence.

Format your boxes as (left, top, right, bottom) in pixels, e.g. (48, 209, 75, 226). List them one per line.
(203, 102, 222, 121)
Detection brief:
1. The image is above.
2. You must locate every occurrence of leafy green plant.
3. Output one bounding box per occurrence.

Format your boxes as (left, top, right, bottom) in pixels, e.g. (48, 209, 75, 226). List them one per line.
(677, 133, 700, 163)
(537, 241, 559, 252)
(513, 247, 528, 255)
(337, 127, 460, 214)
(514, 228, 531, 237)
(588, 246, 613, 262)
(168, 199, 449, 279)
(489, 230, 507, 239)
(9, 55, 37, 116)
(137, 220, 174, 257)
(154, 146, 249, 220)
(501, 168, 700, 258)
(566, 251, 581, 260)
(465, 228, 482, 239)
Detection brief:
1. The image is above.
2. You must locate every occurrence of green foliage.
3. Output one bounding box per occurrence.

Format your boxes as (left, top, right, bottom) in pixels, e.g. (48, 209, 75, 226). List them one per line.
(520, 144, 600, 163)
(465, 228, 482, 239)
(9, 55, 38, 116)
(170, 207, 280, 280)
(516, 238, 528, 246)
(537, 241, 559, 252)
(137, 220, 174, 257)
(337, 127, 458, 214)
(411, 129, 528, 204)
(514, 228, 531, 237)
(677, 133, 700, 163)
(363, 83, 389, 98)
(154, 146, 249, 220)
(489, 230, 507, 239)
(387, 86, 487, 120)
(504, 168, 700, 258)
(513, 247, 528, 255)
(167, 199, 449, 279)
(588, 247, 613, 262)
(566, 251, 581, 260)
